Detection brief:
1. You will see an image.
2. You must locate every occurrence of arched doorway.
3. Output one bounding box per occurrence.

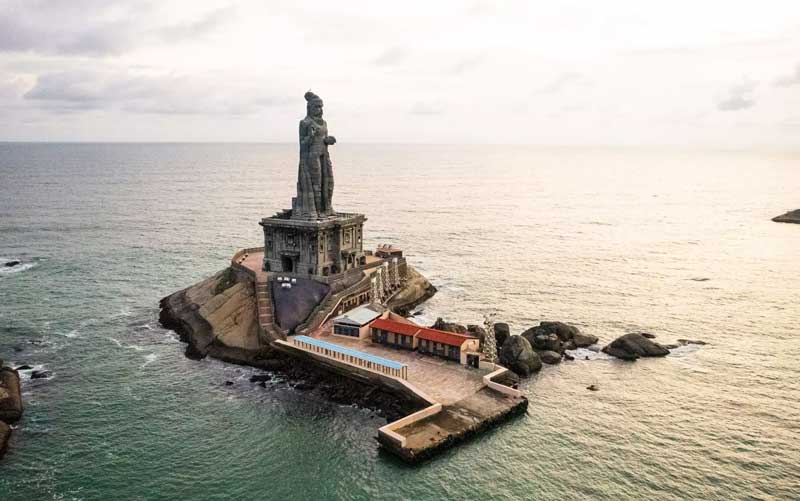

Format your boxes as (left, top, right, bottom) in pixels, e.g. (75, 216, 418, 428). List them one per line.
(281, 256, 293, 272)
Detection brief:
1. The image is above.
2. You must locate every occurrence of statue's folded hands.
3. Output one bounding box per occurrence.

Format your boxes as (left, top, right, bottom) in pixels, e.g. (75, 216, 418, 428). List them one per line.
(324, 136, 336, 146)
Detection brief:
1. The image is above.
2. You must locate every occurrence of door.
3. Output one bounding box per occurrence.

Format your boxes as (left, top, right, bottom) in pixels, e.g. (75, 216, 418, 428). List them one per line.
(467, 353, 479, 369)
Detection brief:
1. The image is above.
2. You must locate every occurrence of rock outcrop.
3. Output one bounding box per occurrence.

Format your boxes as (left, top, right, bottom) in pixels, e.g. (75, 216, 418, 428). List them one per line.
(539, 350, 562, 364)
(522, 321, 598, 352)
(3, 260, 20, 267)
(431, 318, 467, 334)
(0, 365, 23, 460)
(499, 335, 542, 376)
(772, 209, 800, 224)
(602, 333, 670, 360)
(387, 266, 437, 315)
(494, 323, 510, 348)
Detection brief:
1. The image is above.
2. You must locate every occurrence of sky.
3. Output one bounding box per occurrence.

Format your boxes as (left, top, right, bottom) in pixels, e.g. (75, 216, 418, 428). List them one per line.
(0, 0, 799, 147)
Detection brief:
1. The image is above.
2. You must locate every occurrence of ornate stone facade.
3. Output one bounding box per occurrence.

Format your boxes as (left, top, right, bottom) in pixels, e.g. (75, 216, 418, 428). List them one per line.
(261, 92, 367, 277)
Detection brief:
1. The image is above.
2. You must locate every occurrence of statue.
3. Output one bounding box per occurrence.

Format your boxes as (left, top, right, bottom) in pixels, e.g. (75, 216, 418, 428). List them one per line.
(293, 91, 335, 218)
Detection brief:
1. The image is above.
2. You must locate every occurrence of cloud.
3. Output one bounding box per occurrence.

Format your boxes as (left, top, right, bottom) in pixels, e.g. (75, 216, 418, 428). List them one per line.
(717, 80, 757, 111)
(23, 69, 288, 115)
(536, 72, 588, 94)
(448, 55, 484, 75)
(774, 63, 800, 87)
(0, 1, 232, 56)
(372, 47, 407, 66)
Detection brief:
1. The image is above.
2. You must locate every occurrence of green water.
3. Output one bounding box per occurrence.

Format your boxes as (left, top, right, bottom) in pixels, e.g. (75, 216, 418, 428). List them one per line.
(1, 143, 798, 500)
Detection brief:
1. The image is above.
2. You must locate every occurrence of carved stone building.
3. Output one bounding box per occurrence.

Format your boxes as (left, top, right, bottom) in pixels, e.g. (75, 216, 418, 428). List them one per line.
(260, 92, 367, 277)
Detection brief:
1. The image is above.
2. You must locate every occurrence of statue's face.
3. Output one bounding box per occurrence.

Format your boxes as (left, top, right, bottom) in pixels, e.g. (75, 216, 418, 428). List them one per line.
(310, 101, 323, 118)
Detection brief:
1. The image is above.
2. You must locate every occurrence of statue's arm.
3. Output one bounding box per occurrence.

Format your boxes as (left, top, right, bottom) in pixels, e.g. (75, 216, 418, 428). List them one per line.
(299, 120, 314, 146)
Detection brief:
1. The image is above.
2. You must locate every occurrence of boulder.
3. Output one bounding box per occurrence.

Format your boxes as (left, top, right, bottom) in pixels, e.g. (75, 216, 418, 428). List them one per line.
(499, 335, 542, 377)
(602, 333, 670, 360)
(539, 350, 562, 364)
(563, 352, 575, 361)
(3, 260, 20, 267)
(14, 365, 32, 371)
(30, 370, 51, 379)
(772, 209, 800, 224)
(0, 421, 10, 459)
(523, 321, 581, 342)
(572, 332, 599, 347)
(0, 368, 23, 423)
(431, 318, 467, 334)
(494, 322, 510, 348)
(524, 332, 562, 353)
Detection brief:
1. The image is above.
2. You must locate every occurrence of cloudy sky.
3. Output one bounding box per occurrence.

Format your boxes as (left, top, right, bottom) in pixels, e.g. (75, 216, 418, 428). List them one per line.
(1, 0, 799, 147)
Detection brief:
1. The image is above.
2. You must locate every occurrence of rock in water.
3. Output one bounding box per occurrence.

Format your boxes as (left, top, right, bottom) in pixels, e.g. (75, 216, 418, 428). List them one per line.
(772, 209, 800, 224)
(539, 350, 562, 364)
(523, 321, 598, 348)
(499, 335, 542, 377)
(587, 384, 599, 391)
(4, 260, 21, 267)
(431, 317, 467, 334)
(677, 339, 707, 346)
(602, 333, 670, 360)
(494, 322, 510, 348)
(0, 368, 23, 423)
(0, 421, 10, 459)
(30, 370, 51, 379)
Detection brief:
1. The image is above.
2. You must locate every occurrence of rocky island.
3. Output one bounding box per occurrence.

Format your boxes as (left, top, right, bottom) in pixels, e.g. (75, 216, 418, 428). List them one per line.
(0, 360, 23, 459)
(772, 209, 800, 224)
(159, 92, 526, 464)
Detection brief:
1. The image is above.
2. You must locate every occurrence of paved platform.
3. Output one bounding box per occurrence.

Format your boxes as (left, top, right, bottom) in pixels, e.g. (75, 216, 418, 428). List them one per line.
(311, 330, 493, 406)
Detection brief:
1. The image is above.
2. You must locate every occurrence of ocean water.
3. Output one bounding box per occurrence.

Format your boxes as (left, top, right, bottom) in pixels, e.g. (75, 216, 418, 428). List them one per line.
(0, 143, 798, 500)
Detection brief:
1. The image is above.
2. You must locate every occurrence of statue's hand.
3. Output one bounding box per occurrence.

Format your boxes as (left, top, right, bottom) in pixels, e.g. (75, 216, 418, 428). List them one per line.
(325, 136, 336, 145)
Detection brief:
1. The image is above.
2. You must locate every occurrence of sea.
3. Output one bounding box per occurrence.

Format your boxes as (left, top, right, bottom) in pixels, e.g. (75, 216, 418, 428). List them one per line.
(0, 143, 798, 500)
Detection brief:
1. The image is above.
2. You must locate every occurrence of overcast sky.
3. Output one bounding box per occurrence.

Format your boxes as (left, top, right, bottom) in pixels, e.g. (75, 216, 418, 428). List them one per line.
(1, 0, 799, 147)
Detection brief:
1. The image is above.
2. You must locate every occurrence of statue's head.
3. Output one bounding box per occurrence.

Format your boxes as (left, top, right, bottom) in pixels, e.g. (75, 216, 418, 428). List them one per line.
(304, 91, 323, 119)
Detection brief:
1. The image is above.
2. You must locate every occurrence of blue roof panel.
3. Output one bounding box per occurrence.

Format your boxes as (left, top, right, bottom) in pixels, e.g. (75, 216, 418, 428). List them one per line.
(293, 335, 406, 370)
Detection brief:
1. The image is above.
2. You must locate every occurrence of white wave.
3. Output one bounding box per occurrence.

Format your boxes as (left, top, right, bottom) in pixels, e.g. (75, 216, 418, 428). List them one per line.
(106, 336, 147, 352)
(141, 353, 157, 367)
(0, 261, 37, 275)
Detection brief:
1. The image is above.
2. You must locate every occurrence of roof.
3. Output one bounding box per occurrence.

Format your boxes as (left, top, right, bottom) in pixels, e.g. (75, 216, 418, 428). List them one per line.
(415, 327, 477, 347)
(370, 317, 422, 337)
(293, 335, 406, 370)
(333, 305, 383, 327)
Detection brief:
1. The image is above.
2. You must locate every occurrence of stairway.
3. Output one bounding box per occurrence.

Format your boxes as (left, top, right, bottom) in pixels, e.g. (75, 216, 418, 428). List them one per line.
(254, 278, 280, 339)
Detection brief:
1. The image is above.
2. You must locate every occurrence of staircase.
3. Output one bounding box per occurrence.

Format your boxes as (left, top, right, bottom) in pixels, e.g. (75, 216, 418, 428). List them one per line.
(254, 277, 281, 339)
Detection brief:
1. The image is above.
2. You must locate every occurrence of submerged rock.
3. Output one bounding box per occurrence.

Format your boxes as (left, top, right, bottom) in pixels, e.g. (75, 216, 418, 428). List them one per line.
(602, 333, 670, 360)
(499, 335, 542, 377)
(587, 384, 599, 391)
(30, 370, 51, 379)
(539, 350, 562, 365)
(772, 209, 800, 224)
(3, 260, 20, 267)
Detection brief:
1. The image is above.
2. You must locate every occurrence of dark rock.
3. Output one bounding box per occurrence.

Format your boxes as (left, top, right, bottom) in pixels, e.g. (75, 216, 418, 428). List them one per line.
(30, 370, 51, 379)
(572, 332, 599, 347)
(525, 332, 562, 353)
(0, 368, 23, 423)
(772, 209, 800, 224)
(494, 322, 510, 348)
(523, 321, 581, 342)
(602, 333, 670, 360)
(3, 260, 20, 267)
(293, 382, 315, 391)
(224, 381, 234, 386)
(677, 339, 707, 346)
(499, 335, 542, 377)
(563, 353, 575, 361)
(635, 332, 657, 339)
(562, 339, 577, 351)
(0, 421, 10, 459)
(431, 318, 467, 334)
(587, 384, 599, 391)
(466, 325, 487, 346)
(14, 365, 32, 371)
(539, 350, 562, 364)
(259, 381, 267, 388)
(249, 374, 272, 383)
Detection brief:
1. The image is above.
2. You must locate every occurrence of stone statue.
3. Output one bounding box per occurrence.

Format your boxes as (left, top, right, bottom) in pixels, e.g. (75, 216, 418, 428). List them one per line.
(293, 91, 335, 218)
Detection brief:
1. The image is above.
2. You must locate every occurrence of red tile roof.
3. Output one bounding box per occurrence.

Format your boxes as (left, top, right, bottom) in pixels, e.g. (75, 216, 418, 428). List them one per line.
(370, 318, 421, 337)
(415, 327, 477, 347)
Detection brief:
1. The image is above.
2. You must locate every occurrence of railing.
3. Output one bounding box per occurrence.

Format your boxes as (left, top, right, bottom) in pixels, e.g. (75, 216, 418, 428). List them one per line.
(378, 403, 443, 448)
(483, 367, 524, 398)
